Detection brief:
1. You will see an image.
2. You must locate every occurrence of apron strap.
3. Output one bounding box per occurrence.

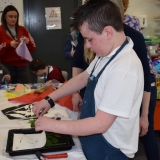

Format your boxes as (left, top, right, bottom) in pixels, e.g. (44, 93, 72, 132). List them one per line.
(96, 37, 128, 78)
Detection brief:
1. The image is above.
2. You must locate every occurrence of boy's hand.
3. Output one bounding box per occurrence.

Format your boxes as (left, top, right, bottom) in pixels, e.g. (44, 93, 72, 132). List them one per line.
(35, 116, 54, 132)
(32, 99, 51, 117)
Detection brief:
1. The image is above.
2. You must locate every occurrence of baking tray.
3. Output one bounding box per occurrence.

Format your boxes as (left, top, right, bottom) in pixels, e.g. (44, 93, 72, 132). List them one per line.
(6, 128, 75, 156)
(1, 104, 36, 120)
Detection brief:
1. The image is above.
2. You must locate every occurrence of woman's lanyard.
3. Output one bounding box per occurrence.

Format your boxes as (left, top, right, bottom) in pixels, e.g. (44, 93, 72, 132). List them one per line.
(44, 66, 50, 83)
(90, 38, 129, 77)
(6, 27, 18, 40)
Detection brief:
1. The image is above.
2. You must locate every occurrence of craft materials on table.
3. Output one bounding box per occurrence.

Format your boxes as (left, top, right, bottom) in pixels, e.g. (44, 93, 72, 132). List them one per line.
(1, 103, 71, 120)
(36, 151, 68, 159)
(13, 131, 46, 151)
(6, 128, 74, 156)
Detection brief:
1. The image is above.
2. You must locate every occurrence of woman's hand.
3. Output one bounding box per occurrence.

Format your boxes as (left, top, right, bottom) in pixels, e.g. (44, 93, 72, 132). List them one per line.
(3, 74, 11, 83)
(139, 115, 149, 137)
(10, 40, 19, 48)
(72, 92, 82, 112)
(23, 36, 29, 44)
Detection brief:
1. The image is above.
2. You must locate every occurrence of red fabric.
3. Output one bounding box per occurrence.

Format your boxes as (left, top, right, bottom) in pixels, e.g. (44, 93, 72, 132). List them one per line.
(8, 88, 73, 111)
(8, 89, 55, 104)
(47, 66, 65, 83)
(0, 25, 36, 66)
(154, 100, 160, 130)
(56, 94, 73, 111)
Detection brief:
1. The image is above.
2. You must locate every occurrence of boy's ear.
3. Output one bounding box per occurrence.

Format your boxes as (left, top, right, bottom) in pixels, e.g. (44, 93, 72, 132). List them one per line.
(103, 26, 113, 40)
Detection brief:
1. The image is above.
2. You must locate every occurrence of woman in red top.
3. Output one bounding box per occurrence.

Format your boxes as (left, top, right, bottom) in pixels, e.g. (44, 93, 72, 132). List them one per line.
(0, 5, 36, 83)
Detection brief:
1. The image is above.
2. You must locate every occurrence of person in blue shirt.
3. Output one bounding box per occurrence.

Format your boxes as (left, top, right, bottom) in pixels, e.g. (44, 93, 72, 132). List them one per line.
(64, 29, 79, 75)
(72, 0, 160, 159)
(122, 0, 160, 159)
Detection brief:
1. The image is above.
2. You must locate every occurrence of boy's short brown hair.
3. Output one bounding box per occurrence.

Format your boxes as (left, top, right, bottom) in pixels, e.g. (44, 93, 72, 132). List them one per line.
(29, 58, 46, 72)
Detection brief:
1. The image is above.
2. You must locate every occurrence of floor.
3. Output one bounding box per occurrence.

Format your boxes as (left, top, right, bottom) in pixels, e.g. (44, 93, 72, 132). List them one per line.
(131, 131, 160, 160)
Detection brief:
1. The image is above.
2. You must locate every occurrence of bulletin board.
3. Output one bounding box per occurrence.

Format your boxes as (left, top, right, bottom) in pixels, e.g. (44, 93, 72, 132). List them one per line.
(0, 0, 14, 18)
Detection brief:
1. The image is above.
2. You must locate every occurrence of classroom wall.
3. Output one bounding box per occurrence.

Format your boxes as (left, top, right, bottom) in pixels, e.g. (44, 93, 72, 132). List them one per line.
(14, 0, 24, 25)
(82, 0, 159, 37)
(12, 0, 160, 37)
(4, 0, 160, 37)
(126, 0, 159, 37)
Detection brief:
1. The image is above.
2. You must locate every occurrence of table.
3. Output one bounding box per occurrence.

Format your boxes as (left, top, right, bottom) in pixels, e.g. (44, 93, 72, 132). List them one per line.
(0, 90, 86, 160)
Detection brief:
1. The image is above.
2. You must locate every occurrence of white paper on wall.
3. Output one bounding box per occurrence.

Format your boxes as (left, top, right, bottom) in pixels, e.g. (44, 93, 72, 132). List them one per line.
(45, 7, 62, 30)
(0, 0, 14, 21)
(0, 0, 14, 11)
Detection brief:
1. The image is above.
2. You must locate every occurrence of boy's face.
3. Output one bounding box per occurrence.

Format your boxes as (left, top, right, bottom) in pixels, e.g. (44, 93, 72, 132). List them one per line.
(80, 22, 112, 57)
(32, 70, 43, 76)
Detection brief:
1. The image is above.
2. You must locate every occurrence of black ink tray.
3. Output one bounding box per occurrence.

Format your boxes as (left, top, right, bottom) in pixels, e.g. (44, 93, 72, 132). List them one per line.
(6, 128, 75, 156)
(1, 103, 36, 120)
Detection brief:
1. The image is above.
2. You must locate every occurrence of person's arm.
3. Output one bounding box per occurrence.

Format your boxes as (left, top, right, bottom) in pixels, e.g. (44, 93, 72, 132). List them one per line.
(135, 36, 151, 136)
(0, 32, 9, 56)
(0, 63, 11, 83)
(72, 67, 83, 77)
(64, 34, 73, 59)
(72, 33, 85, 70)
(136, 43, 151, 137)
(124, 25, 151, 137)
(0, 36, 18, 52)
(72, 67, 83, 111)
(0, 63, 9, 75)
(22, 27, 36, 53)
(35, 109, 117, 136)
(33, 70, 89, 117)
(124, 24, 151, 92)
(71, 33, 87, 110)
(139, 91, 150, 136)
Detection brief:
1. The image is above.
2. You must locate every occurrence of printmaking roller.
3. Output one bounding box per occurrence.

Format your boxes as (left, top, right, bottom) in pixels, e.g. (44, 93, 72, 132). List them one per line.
(36, 151, 68, 159)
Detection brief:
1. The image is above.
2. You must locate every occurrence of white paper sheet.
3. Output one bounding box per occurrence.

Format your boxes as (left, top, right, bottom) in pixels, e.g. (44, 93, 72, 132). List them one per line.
(13, 131, 46, 151)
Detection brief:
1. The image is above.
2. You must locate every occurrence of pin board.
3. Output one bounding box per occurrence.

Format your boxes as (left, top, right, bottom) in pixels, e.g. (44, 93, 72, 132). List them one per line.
(0, 0, 14, 19)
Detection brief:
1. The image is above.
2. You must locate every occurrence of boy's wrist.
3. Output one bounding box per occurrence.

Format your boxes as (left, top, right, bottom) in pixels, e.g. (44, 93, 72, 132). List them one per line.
(44, 96, 55, 108)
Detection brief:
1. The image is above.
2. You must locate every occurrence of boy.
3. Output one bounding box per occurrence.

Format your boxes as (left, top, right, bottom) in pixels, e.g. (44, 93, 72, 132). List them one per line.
(29, 58, 65, 83)
(32, 1, 144, 159)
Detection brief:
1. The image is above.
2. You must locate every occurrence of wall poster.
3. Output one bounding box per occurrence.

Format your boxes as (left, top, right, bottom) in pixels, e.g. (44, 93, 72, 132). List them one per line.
(0, 0, 14, 19)
(45, 7, 62, 30)
(0, 0, 14, 12)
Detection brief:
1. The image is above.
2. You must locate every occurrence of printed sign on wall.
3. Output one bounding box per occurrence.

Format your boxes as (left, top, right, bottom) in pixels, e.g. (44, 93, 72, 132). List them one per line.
(45, 7, 62, 30)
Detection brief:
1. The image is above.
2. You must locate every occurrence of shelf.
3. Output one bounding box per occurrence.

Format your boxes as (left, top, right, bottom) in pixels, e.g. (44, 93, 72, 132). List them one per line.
(145, 39, 160, 43)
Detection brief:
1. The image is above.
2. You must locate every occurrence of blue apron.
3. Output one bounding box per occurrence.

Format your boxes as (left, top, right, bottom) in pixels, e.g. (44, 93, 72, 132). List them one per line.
(79, 38, 129, 160)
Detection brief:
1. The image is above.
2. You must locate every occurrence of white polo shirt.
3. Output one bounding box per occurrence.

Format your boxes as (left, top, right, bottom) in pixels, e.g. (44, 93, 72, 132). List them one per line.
(87, 37, 144, 158)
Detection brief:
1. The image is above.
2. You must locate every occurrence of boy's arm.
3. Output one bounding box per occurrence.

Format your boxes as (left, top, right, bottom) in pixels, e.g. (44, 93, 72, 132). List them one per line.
(35, 109, 117, 136)
(33, 70, 89, 117)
